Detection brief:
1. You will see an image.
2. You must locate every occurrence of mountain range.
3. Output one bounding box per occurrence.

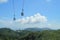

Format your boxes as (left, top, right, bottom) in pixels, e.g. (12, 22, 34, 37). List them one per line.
(24, 28, 51, 31)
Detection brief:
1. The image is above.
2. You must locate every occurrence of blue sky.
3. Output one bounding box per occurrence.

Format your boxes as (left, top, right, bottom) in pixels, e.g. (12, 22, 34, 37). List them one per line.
(0, 0, 60, 30)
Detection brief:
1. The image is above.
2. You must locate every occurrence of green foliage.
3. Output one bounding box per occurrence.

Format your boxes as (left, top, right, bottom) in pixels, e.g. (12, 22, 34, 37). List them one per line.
(0, 28, 60, 40)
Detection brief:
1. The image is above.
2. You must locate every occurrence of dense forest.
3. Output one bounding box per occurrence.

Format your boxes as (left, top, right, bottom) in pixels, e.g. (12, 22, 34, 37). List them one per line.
(0, 28, 60, 40)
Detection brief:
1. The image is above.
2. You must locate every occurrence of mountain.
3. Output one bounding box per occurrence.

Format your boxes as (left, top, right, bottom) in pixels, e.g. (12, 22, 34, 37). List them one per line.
(0, 28, 20, 38)
(0, 28, 60, 40)
(24, 28, 51, 31)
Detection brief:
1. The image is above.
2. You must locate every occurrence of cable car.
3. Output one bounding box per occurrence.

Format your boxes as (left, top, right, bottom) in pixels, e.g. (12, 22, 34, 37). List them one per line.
(13, 0, 16, 21)
(13, 14, 16, 21)
(21, 0, 24, 16)
(21, 9, 24, 16)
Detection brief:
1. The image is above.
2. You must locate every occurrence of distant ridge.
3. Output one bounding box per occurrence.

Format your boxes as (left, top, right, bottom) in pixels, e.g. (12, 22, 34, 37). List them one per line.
(24, 28, 51, 31)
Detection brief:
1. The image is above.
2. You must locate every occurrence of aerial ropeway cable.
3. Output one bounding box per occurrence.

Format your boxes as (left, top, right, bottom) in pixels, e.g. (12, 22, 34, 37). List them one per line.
(13, 0, 16, 21)
(13, 0, 24, 21)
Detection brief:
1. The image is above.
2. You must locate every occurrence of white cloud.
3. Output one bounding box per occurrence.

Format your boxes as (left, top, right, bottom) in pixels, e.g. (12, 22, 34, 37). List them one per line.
(0, 13, 60, 30)
(0, 13, 48, 29)
(0, 0, 8, 3)
(16, 13, 47, 24)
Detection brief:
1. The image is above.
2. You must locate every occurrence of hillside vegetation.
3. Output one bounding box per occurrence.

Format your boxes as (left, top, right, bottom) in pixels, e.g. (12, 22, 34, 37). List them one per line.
(0, 28, 60, 40)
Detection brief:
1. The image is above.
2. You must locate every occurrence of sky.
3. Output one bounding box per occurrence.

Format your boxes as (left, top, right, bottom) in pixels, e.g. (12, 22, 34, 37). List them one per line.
(0, 0, 60, 30)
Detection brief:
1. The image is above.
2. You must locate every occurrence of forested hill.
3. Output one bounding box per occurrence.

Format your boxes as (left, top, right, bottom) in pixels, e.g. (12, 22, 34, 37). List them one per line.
(0, 28, 60, 40)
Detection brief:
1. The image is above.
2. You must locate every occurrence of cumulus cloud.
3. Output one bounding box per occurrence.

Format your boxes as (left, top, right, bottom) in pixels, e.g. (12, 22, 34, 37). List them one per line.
(0, 0, 8, 3)
(0, 13, 60, 30)
(0, 13, 48, 30)
(16, 13, 47, 24)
